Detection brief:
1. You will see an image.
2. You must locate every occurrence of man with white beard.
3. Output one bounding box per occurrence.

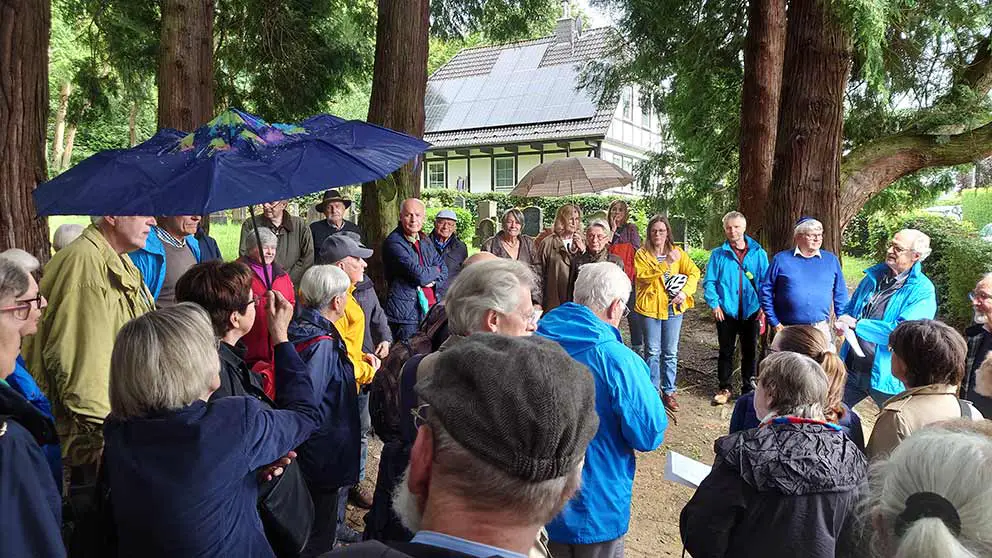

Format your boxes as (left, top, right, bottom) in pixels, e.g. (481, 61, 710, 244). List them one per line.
(332, 334, 598, 558)
(962, 272, 992, 416)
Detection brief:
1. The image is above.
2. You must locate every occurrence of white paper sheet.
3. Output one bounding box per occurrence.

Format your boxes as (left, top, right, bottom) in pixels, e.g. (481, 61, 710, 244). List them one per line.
(664, 450, 712, 489)
(844, 328, 865, 358)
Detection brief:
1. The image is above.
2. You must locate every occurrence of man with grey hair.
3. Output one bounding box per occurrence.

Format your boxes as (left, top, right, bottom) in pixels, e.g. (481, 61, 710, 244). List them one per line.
(383, 198, 447, 342)
(760, 216, 847, 343)
(836, 228, 937, 407)
(24, 215, 156, 490)
(566, 218, 624, 301)
(962, 272, 992, 416)
(538, 262, 667, 557)
(363, 257, 540, 545)
(334, 334, 599, 558)
(288, 264, 363, 555)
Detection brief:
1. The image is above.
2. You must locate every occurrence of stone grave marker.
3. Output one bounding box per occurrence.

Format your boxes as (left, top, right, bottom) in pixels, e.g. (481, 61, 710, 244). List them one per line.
(522, 206, 543, 237)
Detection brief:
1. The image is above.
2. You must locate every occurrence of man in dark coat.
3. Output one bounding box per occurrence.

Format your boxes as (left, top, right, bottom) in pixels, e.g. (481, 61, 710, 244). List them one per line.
(382, 198, 447, 342)
(962, 273, 992, 417)
(429, 209, 467, 296)
(311, 189, 363, 262)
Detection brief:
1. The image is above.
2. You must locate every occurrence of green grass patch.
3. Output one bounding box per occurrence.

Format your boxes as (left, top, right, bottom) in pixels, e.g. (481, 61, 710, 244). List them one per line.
(841, 254, 874, 287)
(46, 216, 244, 260)
(960, 188, 992, 228)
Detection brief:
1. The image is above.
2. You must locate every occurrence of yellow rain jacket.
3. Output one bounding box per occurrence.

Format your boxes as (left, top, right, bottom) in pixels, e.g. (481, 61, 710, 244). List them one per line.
(634, 246, 701, 320)
(334, 284, 377, 388)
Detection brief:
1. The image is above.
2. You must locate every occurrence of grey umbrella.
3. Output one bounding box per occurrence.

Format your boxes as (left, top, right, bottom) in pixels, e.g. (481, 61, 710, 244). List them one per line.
(509, 156, 634, 197)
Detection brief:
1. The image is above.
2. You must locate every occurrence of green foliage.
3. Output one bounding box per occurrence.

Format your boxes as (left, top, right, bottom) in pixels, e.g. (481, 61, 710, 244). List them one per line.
(960, 188, 992, 228)
(856, 211, 992, 327)
(430, 0, 560, 42)
(687, 248, 711, 274)
(425, 206, 475, 245)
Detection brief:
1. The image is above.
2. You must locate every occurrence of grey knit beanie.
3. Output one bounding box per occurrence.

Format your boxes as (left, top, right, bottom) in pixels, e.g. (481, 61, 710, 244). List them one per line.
(415, 333, 598, 482)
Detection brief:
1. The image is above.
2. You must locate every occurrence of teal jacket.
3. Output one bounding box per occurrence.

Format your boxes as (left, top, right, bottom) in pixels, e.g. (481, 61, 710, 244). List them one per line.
(538, 303, 667, 544)
(129, 227, 202, 300)
(840, 261, 937, 396)
(702, 236, 769, 320)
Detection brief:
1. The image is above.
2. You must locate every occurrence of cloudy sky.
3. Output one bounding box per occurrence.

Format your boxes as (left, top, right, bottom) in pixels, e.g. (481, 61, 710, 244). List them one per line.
(576, 0, 616, 27)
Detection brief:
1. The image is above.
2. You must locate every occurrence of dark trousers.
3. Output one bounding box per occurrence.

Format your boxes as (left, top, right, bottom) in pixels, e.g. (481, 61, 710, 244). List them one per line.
(716, 312, 759, 393)
(363, 441, 414, 543)
(302, 484, 343, 557)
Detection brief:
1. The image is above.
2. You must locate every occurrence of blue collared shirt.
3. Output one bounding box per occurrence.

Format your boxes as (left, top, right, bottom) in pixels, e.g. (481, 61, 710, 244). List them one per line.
(411, 531, 527, 558)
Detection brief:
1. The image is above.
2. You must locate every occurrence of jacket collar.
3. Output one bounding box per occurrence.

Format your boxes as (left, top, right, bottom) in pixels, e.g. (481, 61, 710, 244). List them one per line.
(881, 383, 958, 408)
(0, 383, 57, 445)
(258, 213, 294, 232)
(863, 260, 924, 285)
(719, 235, 760, 253)
(84, 226, 154, 306)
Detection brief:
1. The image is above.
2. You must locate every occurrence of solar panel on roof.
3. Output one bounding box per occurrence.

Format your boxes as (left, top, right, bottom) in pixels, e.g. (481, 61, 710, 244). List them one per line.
(424, 43, 598, 134)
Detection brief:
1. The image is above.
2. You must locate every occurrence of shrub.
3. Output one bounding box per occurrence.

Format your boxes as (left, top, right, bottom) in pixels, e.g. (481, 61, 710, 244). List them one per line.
(425, 206, 474, 246)
(961, 188, 992, 229)
(864, 212, 992, 327)
(688, 248, 711, 275)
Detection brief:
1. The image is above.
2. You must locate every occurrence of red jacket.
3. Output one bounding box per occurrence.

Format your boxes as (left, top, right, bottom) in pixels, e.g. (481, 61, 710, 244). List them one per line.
(239, 259, 296, 397)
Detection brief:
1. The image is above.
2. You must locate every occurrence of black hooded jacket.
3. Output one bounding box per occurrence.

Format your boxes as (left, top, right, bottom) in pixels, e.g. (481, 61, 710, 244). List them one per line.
(680, 421, 868, 558)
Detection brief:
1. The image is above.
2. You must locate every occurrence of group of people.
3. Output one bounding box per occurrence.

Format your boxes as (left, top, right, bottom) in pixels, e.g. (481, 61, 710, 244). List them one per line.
(1, 190, 991, 558)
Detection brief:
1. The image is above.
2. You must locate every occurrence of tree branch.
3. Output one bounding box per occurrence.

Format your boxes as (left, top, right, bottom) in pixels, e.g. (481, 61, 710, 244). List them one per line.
(839, 119, 992, 224)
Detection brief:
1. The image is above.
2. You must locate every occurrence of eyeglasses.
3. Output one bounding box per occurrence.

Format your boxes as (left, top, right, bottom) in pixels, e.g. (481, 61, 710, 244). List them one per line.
(969, 291, 992, 303)
(236, 295, 263, 313)
(886, 241, 914, 256)
(802, 233, 823, 239)
(0, 294, 47, 321)
(588, 234, 609, 242)
(621, 305, 631, 320)
(411, 403, 430, 429)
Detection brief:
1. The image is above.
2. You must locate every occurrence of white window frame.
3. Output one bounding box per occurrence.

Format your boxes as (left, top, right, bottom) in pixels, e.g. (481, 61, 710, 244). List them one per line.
(494, 157, 515, 191)
(427, 161, 446, 189)
(621, 86, 633, 120)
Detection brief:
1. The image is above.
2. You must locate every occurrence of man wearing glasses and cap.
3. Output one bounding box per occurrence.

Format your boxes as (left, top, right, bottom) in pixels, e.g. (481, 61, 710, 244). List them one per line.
(429, 209, 468, 292)
(759, 216, 848, 345)
(311, 189, 363, 263)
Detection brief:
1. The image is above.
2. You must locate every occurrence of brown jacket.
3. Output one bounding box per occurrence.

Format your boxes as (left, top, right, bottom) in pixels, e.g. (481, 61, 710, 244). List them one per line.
(866, 384, 974, 460)
(537, 234, 579, 312)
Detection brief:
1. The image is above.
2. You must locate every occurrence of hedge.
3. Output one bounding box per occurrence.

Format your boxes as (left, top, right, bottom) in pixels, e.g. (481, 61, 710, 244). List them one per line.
(860, 212, 992, 327)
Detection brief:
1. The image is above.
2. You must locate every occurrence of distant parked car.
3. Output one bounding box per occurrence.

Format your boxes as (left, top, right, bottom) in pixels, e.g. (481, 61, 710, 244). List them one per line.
(923, 205, 963, 221)
(980, 223, 992, 243)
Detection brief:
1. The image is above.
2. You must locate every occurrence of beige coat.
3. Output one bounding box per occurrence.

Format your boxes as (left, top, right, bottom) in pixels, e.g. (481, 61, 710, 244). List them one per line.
(866, 384, 969, 460)
(537, 234, 578, 312)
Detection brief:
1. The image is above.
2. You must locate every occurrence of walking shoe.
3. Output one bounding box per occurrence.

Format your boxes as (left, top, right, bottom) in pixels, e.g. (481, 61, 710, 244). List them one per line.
(711, 389, 731, 406)
(662, 393, 680, 412)
(349, 484, 373, 509)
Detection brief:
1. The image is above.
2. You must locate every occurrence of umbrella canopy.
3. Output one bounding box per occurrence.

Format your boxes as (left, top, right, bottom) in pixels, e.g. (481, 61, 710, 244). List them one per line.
(33, 108, 430, 216)
(509, 157, 634, 197)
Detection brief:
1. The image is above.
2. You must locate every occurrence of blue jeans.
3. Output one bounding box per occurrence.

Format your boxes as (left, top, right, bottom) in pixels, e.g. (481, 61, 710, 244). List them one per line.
(842, 368, 892, 409)
(357, 391, 370, 480)
(642, 311, 684, 395)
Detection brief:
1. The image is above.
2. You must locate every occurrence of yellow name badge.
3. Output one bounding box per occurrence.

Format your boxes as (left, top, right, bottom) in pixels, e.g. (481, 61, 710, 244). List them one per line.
(745, 271, 754, 281)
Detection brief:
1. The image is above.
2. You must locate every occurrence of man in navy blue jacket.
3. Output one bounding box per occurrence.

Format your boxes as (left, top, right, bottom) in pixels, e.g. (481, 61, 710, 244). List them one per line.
(382, 199, 447, 342)
(760, 217, 848, 345)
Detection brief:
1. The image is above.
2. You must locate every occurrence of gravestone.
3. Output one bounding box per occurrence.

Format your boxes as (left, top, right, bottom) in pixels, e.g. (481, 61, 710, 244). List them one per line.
(453, 196, 467, 210)
(209, 211, 228, 225)
(522, 206, 543, 237)
(475, 218, 497, 248)
(478, 200, 499, 221)
(232, 207, 247, 223)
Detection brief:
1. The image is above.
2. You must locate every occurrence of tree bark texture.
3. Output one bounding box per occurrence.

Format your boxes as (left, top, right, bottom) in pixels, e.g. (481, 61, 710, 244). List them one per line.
(51, 80, 71, 172)
(0, 0, 51, 261)
(738, 0, 786, 238)
(158, 0, 214, 132)
(361, 0, 430, 290)
(61, 124, 76, 171)
(767, 0, 851, 254)
(129, 99, 139, 146)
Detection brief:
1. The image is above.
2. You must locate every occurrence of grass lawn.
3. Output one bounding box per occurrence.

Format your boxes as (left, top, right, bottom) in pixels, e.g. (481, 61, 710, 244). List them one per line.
(47, 216, 244, 260)
(841, 254, 873, 287)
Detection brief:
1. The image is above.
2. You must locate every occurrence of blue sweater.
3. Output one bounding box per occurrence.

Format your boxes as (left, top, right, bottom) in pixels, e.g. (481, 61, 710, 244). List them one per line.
(760, 249, 847, 327)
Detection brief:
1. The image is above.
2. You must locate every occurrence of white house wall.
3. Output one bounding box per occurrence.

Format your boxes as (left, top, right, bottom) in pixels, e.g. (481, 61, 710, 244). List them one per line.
(517, 153, 541, 182)
(469, 158, 491, 193)
(446, 159, 468, 190)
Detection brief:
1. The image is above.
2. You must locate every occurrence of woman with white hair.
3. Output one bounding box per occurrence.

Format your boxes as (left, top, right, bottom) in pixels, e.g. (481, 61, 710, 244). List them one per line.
(103, 299, 320, 557)
(566, 218, 624, 300)
(0, 258, 63, 557)
(287, 265, 363, 556)
(866, 422, 992, 558)
(238, 226, 296, 393)
(681, 352, 868, 558)
(52, 223, 84, 252)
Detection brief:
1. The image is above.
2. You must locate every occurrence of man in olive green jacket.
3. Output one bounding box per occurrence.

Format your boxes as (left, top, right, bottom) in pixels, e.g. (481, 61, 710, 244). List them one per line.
(25, 217, 156, 487)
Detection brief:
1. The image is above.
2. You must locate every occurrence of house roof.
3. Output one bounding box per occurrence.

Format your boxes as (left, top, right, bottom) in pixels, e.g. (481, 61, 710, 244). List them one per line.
(424, 26, 616, 150)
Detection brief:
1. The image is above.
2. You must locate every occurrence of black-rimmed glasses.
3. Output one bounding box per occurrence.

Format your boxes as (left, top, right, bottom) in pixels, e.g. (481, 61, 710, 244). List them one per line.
(0, 294, 46, 320)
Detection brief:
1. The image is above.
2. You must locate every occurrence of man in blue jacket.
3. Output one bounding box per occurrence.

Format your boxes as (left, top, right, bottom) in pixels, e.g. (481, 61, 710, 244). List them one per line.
(129, 215, 202, 307)
(382, 198, 447, 342)
(704, 211, 770, 406)
(760, 217, 847, 344)
(836, 229, 937, 407)
(538, 262, 668, 557)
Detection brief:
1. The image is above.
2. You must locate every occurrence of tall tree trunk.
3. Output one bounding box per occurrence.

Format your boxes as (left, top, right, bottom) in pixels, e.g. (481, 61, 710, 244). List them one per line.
(51, 80, 71, 171)
(158, 0, 214, 132)
(129, 98, 139, 146)
(738, 0, 786, 239)
(60, 124, 77, 171)
(0, 0, 52, 262)
(360, 0, 430, 290)
(767, 0, 852, 255)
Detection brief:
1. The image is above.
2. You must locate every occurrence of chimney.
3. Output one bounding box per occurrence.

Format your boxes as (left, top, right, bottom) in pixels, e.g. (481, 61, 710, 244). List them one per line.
(555, 1, 576, 46)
